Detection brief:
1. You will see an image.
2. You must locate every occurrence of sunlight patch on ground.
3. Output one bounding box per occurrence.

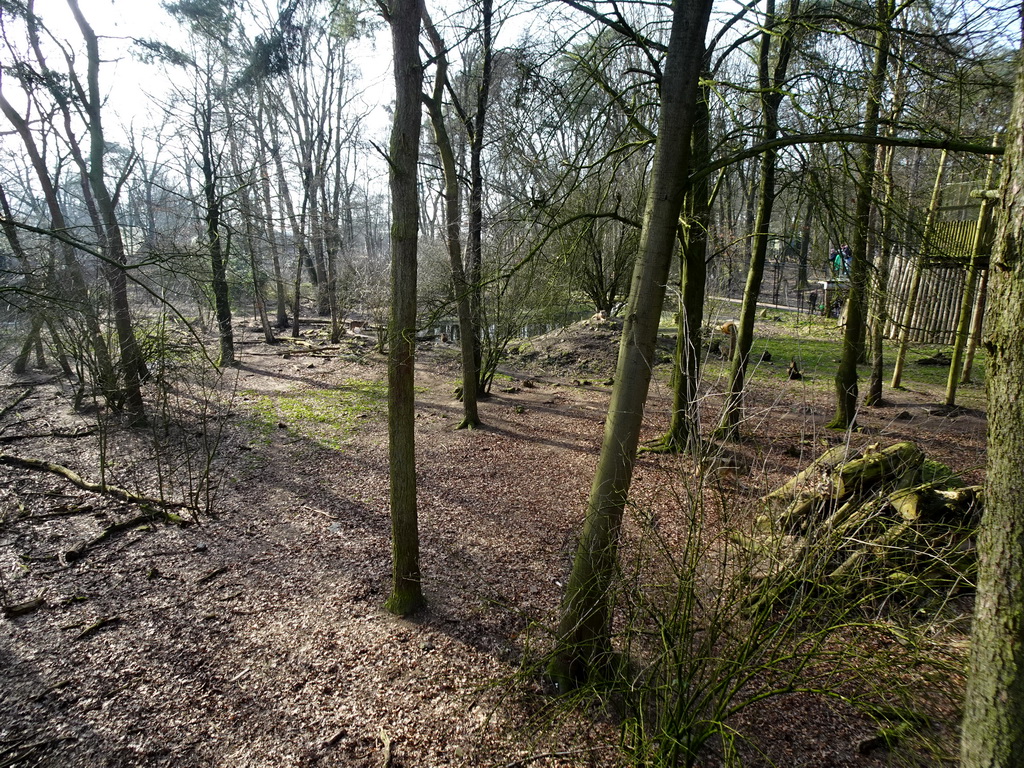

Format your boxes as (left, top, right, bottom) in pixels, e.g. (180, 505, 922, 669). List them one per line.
(239, 380, 388, 451)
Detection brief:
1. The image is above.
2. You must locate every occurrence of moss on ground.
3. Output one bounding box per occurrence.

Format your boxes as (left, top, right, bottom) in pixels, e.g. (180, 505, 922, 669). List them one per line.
(240, 379, 388, 450)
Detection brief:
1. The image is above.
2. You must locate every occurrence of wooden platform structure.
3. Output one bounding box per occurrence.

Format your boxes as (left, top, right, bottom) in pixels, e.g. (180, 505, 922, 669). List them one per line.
(883, 198, 994, 345)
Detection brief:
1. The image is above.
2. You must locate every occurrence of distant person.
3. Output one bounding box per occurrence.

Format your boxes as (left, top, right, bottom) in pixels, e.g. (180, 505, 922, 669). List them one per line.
(829, 245, 852, 277)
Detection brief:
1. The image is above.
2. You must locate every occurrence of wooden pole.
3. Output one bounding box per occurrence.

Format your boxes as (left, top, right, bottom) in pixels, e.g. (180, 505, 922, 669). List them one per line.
(961, 268, 989, 384)
(892, 150, 948, 387)
(946, 140, 999, 405)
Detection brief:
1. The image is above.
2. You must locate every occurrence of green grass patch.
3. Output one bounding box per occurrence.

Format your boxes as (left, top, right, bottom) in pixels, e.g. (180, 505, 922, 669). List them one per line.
(680, 313, 987, 408)
(239, 379, 388, 451)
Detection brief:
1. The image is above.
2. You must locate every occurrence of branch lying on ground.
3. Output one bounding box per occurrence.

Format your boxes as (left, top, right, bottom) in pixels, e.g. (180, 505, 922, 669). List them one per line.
(0, 388, 32, 422)
(2, 591, 45, 618)
(1, 427, 97, 444)
(0, 453, 193, 515)
(60, 509, 188, 564)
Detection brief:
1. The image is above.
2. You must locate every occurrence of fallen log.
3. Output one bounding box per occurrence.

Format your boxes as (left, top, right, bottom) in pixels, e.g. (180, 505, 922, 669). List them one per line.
(764, 443, 850, 504)
(763, 442, 924, 534)
(0, 453, 192, 515)
(741, 441, 980, 609)
(833, 442, 924, 498)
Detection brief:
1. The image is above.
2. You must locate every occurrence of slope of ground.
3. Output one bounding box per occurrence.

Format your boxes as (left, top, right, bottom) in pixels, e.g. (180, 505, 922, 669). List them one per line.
(0, 318, 985, 767)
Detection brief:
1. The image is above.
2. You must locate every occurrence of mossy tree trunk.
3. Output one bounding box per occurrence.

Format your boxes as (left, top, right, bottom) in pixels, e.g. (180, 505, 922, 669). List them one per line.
(716, 0, 799, 441)
(946, 141, 998, 407)
(891, 150, 948, 389)
(865, 58, 908, 406)
(828, 0, 892, 429)
(549, 0, 713, 691)
(961, 50, 1024, 768)
(655, 87, 710, 454)
(383, 0, 425, 617)
(865, 143, 896, 407)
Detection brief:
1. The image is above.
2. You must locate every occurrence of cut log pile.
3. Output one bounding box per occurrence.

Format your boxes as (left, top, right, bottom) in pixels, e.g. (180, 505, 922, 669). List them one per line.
(736, 441, 981, 607)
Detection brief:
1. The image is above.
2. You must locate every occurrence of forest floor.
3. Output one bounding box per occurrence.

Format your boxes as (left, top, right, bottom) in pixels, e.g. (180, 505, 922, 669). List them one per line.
(0, 314, 987, 767)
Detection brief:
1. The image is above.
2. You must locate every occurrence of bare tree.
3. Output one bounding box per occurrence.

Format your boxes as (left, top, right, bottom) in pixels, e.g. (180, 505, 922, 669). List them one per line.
(422, 9, 480, 428)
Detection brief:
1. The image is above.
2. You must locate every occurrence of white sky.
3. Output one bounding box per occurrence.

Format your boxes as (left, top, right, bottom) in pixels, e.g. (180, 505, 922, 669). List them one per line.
(24, 0, 395, 146)
(25, 1, 189, 133)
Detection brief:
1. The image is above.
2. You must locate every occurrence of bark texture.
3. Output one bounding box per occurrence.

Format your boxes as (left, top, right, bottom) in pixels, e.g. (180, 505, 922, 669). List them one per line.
(383, 0, 425, 616)
(549, 0, 713, 690)
(653, 86, 710, 454)
(828, 0, 891, 428)
(960, 50, 1024, 768)
(422, 11, 480, 429)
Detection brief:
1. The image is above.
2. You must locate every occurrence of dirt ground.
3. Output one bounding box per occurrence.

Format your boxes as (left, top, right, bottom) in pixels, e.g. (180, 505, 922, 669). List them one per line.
(0, 318, 986, 767)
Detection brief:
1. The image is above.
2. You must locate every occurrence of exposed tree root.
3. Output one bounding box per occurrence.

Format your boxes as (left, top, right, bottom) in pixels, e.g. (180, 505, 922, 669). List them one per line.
(640, 431, 701, 455)
(640, 435, 684, 455)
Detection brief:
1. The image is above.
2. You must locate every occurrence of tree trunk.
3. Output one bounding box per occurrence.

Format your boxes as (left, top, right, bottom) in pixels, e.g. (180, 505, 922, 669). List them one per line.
(228, 129, 276, 345)
(653, 86, 711, 453)
(797, 197, 812, 294)
(199, 93, 236, 367)
(325, 87, 349, 346)
(891, 150, 948, 388)
(466, 0, 492, 393)
(0, 90, 116, 396)
(257, 92, 290, 328)
(269, 118, 309, 338)
(716, 0, 800, 441)
(68, 0, 148, 424)
(13, 317, 45, 374)
(961, 267, 989, 384)
(423, 11, 480, 429)
(549, 0, 713, 690)
(0, 182, 47, 375)
(285, 78, 329, 313)
(866, 59, 908, 406)
(961, 49, 1024, 768)
(383, 0, 425, 617)
(828, 0, 892, 429)
(866, 143, 896, 406)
